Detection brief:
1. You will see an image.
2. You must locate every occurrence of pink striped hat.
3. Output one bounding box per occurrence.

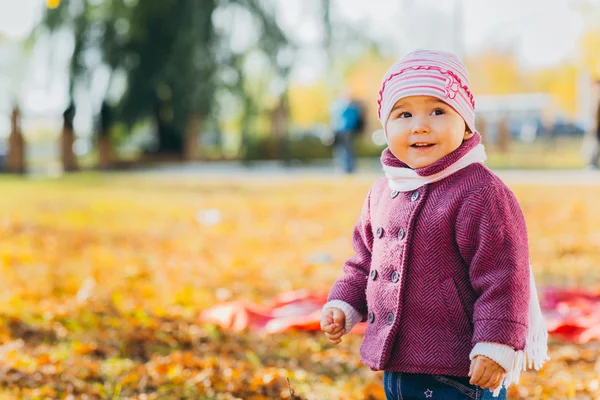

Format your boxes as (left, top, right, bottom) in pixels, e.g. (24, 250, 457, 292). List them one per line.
(377, 49, 476, 136)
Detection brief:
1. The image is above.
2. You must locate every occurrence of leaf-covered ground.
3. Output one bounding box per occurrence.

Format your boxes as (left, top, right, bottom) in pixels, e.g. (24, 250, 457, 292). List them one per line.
(0, 173, 599, 399)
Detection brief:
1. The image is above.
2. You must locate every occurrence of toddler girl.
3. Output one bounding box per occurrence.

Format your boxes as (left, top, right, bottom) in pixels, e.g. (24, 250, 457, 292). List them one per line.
(320, 49, 549, 399)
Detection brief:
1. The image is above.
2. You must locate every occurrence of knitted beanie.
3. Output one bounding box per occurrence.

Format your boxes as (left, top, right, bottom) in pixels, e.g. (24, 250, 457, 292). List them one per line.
(377, 49, 476, 136)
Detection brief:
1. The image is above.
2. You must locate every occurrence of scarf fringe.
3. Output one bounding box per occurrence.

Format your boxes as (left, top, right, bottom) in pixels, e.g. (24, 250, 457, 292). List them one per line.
(492, 263, 550, 397)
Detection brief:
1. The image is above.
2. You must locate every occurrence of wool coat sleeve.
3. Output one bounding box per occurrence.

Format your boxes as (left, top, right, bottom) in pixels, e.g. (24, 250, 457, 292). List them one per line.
(456, 182, 529, 350)
(326, 187, 374, 317)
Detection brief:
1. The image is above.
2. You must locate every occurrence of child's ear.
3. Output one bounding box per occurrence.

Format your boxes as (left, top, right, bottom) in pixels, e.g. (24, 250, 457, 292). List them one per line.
(464, 129, 474, 140)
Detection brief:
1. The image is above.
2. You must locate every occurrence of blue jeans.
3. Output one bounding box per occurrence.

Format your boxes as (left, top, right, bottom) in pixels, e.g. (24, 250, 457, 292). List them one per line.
(383, 372, 507, 400)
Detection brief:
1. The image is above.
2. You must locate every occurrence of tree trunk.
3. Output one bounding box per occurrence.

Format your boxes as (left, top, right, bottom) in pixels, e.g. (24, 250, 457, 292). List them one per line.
(270, 96, 289, 162)
(184, 114, 202, 161)
(62, 103, 78, 172)
(98, 136, 112, 170)
(61, 125, 78, 172)
(6, 106, 25, 174)
(152, 100, 183, 157)
(98, 101, 113, 170)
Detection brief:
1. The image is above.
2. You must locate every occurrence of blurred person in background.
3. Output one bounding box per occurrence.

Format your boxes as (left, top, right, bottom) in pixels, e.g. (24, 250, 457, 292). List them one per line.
(329, 91, 364, 174)
(585, 79, 600, 170)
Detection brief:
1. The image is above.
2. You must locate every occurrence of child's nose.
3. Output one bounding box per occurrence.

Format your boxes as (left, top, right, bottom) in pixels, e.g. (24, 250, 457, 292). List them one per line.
(411, 115, 430, 134)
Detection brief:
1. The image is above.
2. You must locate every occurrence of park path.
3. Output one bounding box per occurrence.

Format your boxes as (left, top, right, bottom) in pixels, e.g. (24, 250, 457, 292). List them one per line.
(137, 160, 600, 186)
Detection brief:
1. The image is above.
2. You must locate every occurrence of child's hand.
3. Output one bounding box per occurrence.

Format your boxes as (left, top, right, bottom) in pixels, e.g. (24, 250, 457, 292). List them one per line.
(469, 355, 505, 391)
(320, 307, 346, 344)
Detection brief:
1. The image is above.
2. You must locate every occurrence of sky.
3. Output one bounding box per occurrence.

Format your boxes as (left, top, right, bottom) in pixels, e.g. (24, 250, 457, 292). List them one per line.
(278, 0, 588, 69)
(0, 0, 595, 136)
(0, 0, 590, 67)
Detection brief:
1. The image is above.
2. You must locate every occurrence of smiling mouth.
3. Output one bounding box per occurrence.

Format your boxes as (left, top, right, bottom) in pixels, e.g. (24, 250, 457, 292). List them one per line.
(411, 143, 435, 148)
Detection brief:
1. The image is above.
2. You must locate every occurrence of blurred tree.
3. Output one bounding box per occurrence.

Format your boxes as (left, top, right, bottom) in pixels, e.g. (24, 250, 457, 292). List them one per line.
(466, 50, 522, 95)
(37, 0, 291, 163)
(530, 66, 578, 118)
(317, 0, 385, 133)
(289, 82, 330, 126)
(39, 0, 130, 168)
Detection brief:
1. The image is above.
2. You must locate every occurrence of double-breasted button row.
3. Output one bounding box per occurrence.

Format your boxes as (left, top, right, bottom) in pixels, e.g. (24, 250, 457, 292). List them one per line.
(391, 190, 420, 201)
(369, 268, 401, 282)
(367, 311, 395, 325)
(376, 227, 406, 240)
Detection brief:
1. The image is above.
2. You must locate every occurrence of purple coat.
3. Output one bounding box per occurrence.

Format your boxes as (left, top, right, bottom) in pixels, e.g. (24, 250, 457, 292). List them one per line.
(327, 143, 529, 377)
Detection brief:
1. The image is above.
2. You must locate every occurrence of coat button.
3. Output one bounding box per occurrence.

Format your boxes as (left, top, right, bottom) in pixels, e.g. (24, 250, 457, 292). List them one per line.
(387, 313, 394, 325)
(397, 228, 406, 240)
(376, 227, 384, 238)
(370, 269, 378, 280)
(391, 190, 399, 199)
(411, 191, 420, 202)
(391, 270, 400, 283)
(368, 311, 375, 323)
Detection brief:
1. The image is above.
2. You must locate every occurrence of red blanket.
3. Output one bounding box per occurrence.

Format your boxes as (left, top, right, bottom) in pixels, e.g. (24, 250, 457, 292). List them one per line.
(541, 287, 600, 343)
(200, 287, 600, 343)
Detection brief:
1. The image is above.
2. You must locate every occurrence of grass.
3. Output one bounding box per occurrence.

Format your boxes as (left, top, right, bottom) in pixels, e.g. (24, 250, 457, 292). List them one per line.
(0, 173, 597, 398)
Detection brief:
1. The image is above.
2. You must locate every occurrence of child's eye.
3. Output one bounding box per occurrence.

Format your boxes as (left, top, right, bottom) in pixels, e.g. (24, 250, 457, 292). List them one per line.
(432, 109, 444, 116)
(399, 112, 412, 118)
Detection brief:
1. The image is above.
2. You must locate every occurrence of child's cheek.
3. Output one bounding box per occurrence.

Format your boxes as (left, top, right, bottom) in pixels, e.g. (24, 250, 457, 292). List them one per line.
(385, 119, 394, 134)
(386, 119, 404, 136)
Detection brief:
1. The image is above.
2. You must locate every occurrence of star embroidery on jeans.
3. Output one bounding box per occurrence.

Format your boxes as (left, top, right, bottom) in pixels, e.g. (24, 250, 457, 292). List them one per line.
(424, 389, 433, 398)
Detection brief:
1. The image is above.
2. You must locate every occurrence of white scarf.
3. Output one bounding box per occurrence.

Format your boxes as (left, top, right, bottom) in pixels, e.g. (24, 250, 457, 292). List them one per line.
(382, 143, 487, 192)
(382, 143, 549, 396)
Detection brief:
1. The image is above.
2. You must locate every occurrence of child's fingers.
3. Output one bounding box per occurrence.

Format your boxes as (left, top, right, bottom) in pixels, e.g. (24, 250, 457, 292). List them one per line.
(329, 323, 344, 334)
(329, 308, 346, 327)
(326, 328, 345, 340)
(478, 368, 496, 389)
(328, 336, 342, 345)
(325, 331, 345, 344)
(469, 361, 485, 385)
(332, 308, 345, 324)
(320, 313, 333, 329)
(320, 314, 337, 331)
(321, 321, 343, 334)
(325, 333, 343, 344)
(321, 307, 346, 343)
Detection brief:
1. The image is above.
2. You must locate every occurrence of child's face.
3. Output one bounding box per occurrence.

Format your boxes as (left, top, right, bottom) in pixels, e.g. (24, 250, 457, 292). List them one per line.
(385, 95, 473, 169)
